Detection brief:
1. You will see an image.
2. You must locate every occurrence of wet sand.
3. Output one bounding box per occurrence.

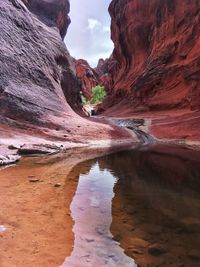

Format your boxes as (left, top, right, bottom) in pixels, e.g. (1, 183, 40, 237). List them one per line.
(0, 147, 126, 267)
(0, 155, 75, 266)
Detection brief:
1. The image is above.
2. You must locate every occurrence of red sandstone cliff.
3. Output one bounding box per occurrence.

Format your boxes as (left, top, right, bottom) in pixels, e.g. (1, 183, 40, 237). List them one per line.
(22, 0, 71, 39)
(75, 58, 115, 100)
(0, 0, 132, 161)
(102, 0, 200, 141)
(75, 59, 98, 99)
(95, 56, 118, 99)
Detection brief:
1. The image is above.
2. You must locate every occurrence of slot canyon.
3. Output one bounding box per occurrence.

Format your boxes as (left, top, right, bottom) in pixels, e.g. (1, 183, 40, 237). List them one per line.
(0, 0, 199, 267)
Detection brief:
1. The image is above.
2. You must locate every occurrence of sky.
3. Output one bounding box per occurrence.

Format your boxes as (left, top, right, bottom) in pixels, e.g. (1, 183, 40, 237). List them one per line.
(64, 0, 113, 67)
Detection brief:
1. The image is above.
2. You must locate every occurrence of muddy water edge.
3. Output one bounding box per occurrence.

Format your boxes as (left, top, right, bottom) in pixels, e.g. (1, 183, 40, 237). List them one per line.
(0, 144, 200, 267)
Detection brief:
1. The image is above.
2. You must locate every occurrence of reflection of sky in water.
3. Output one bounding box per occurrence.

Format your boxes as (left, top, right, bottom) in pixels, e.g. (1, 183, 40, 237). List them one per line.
(61, 162, 136, 267)
(0, 225, 6, 233)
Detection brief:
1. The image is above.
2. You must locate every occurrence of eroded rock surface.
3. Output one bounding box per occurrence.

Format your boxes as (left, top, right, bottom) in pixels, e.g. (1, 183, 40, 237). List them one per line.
(22, 0, 70, 39)
(107, 0, 200, 109)
(101, 0, 200, 141)
(0, 0, 133, 160)
(75, 59, 98, 99)
(0, 0, 80, 127)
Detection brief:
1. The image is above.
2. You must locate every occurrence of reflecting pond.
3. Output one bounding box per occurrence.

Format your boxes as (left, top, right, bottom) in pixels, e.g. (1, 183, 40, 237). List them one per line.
(62, 145, 200, 267)
(0, 145, 200, 267)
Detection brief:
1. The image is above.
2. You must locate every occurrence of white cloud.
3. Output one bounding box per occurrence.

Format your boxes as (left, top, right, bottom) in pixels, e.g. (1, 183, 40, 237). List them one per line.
(87, 18, 102, 30)
(102, 26, 110, 32)
(65, 0, 113, 67)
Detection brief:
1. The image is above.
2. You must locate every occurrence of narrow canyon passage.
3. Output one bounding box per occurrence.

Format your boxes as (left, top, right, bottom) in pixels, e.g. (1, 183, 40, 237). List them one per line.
(0, 0, 200, 266)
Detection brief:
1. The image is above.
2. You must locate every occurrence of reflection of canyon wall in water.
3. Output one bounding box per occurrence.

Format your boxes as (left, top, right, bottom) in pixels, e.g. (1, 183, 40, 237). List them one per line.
(65, 146, 200, 267)
(98, 146, 200, 267)
(70, 145, 200, 228)
(98, 146, 200, 221)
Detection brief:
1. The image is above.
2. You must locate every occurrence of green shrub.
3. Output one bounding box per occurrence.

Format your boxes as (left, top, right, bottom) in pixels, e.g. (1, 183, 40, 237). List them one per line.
(81, 86, 106, 106)
(91, 85, 106, 104)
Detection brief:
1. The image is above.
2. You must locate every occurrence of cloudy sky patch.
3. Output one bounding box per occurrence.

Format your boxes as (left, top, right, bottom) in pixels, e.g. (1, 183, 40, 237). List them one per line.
(87, 18, 102, 31)
(65, 0, 113, 67)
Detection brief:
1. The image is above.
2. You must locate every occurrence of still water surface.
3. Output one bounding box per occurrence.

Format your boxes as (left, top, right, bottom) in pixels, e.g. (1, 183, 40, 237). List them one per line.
(1, 145, 199, 266)
(62, 145, 200, 267)
(62, 163, 136, 267)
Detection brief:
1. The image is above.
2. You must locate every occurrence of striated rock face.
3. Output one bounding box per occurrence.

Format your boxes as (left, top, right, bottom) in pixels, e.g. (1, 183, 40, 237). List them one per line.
(93, 57, 119, 114)
(0, 0, 81, 127)
(23, 0, 70, 39)
(102, 0, 200, 141)
(75, 59, 98, 99)
(95, 58, 110, 77)
(95, 58, 111, 91)
(107, 0, 200, 109)
(0, 0, 132, 151)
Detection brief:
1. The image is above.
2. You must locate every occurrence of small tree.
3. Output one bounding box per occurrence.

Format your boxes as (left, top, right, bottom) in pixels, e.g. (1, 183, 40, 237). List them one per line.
(91, 85, 106, 104)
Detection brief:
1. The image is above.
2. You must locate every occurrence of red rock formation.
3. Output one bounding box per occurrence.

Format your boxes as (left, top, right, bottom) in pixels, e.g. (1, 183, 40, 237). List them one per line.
(95, 55, 118, 97)
(102, 0, 200, 141)
(22, 0, 70, 39)
(75, 58, 116, 101)
(95, 58, 109, 77)
(0, 0, 82, 125)
(75, 59, 98, 99)
(0, 0, 133, 159)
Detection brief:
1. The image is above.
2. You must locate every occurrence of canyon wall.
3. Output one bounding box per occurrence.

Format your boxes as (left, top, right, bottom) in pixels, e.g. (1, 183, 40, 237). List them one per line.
(102, 0, 200, 141)
(0, 0, 81, 127)
(0, 0, 132, 152)
(75, 59, 98, 99)
(75, 58, 115, 101)
(22, 0, 71, 39)
(107, 0, 200, 110)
